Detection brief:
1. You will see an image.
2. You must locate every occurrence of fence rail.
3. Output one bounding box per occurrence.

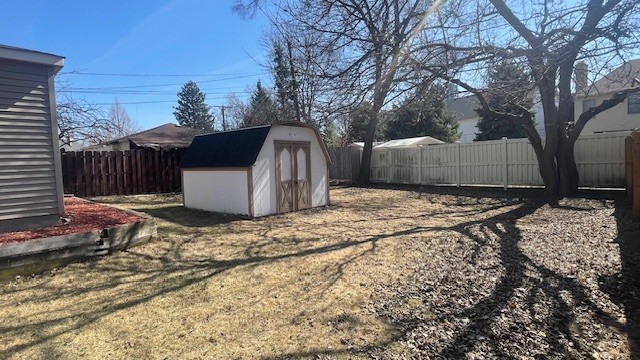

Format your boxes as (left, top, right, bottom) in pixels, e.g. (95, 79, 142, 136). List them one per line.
(626, 131, 640, 219)
(357, 132, 630, 188)
(61, 149, 186, 197)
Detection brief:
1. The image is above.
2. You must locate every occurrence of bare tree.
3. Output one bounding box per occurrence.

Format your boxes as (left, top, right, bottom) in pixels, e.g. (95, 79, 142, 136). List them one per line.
(56, 82, 109, 147)
(101, 98, 141, 141)
(237, 0, 446, 183)
(420, 0, 640, 201)
(224, 93, 249, 130)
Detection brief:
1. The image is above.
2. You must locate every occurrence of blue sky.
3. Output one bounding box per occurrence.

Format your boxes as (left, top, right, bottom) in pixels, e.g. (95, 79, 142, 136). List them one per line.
(0, 0, 271, 130)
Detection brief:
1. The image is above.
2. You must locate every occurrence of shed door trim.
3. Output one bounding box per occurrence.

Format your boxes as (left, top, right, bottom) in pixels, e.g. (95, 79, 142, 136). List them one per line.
(275, 141, 311, 214)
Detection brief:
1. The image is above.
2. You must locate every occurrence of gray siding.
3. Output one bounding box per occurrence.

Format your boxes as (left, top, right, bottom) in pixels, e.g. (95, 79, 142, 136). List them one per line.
(0, 59, 59, 222)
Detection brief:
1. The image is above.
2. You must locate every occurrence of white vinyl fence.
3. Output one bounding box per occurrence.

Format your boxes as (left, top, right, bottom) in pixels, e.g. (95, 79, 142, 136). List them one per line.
(366, 133, 628, 188)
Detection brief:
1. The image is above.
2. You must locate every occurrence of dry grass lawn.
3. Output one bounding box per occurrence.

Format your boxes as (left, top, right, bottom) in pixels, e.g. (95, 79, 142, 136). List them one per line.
(1, 186, 638, 359)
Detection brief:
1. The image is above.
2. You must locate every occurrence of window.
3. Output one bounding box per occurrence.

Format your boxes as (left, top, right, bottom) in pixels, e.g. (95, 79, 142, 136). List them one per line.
(629, 93, 640, 114)
(582, 99, 595, 113)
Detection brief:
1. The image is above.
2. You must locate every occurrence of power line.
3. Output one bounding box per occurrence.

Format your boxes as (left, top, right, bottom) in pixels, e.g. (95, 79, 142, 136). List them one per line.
(58, 89, 253, 95)
(56, 74, 265, 91)
(88, 96, 246, 105)
(58, 70, 269, 77)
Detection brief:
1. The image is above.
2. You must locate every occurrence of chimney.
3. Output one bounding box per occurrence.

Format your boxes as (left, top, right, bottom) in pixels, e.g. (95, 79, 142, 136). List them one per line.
(446, 82, 457, 99)
(575, 61, 588, 93)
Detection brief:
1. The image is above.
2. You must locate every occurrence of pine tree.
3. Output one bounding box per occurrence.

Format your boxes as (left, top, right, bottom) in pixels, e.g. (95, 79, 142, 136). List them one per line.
(385, 86, 460, 143)
(474, 61, 532, 141)
(173, 81, 215, 132)
(273, 43, 294, 120)
(242, 81, 279, 127)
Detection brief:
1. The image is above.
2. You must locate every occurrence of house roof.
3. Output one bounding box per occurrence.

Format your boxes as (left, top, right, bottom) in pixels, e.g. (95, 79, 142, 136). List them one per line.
(445, 94, 480, 121)
(0, 44, 65, 73)
(181, 122, 332, 169)
(104, 123, 198, 150)
(375, 136, 445, 148)
(580, 59, 640, 96)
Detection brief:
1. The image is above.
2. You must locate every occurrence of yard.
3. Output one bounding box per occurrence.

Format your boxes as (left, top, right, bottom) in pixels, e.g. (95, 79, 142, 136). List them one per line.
(1, 186, 639, 359)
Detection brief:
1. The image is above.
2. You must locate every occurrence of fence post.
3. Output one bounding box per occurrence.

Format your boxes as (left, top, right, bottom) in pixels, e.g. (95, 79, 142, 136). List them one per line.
(626, 136, 634, 201)
(386, 148, 391, 183)
(633, 131, 640, 220)
(503, 137, 508, 190)
(417, 145, 423, 185)
(456, 142, 462, 187)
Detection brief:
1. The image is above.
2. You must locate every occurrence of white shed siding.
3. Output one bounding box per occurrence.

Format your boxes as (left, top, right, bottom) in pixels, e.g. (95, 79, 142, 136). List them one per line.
(251, 126, 328, 217)
(183, 170, 250, 216)
(0, 59, 60, 222)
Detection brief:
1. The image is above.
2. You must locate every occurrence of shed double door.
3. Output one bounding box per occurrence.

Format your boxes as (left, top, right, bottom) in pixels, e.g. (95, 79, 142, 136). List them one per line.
(275, 141, 311, 213)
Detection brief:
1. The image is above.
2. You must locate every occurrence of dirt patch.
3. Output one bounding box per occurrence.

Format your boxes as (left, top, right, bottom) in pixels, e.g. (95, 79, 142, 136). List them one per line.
(0, 197, 140, 244)
(0, 187, 637, 359)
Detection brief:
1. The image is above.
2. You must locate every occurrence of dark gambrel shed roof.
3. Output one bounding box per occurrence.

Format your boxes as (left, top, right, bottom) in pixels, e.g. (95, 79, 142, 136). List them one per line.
(180, 125, 272, 168)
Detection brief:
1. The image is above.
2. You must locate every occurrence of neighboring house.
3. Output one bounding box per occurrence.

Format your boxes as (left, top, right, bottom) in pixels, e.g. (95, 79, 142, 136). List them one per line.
(445, 94, 481, 143)
(82, 123, 197, 151)
(574, 60, 640, 134)
(181, 122, 331, 217)
(445, 93, 546, 143)
(0, 45, 65, 232)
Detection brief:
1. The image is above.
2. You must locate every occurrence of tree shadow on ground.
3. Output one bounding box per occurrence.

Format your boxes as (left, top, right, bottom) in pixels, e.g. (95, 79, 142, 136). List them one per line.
(136, 205, 245, 227)
(610, 200, 640, 357)
(2, 187, 628, 359)
(6, 191, 509, 358)
(370, 196, 632, 358)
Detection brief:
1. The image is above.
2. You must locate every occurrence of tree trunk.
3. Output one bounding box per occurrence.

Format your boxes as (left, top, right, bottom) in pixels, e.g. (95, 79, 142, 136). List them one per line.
(357, 112, 378, 185)
(556, 138, 580, 197)
(538, 152, 560, 205)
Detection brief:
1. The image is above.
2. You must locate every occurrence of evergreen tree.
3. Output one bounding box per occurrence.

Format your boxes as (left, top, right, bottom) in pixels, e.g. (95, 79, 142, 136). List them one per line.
(385, 86, 460, 143)
(474, 61, 533, 141)
(174, 81, 215, 132)
(322, 120, 341, 147)
(242, 81, 279, 127)
(273, 43, 295, 121)
(343, 103, 388, 143)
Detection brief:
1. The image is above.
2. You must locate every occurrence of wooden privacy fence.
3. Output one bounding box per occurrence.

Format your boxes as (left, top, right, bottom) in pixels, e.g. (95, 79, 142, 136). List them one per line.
(353, 132, 629, 188)
(328, 147, 361, 180)
(626, 131, 640, 219)
(61, 149, 186, 197)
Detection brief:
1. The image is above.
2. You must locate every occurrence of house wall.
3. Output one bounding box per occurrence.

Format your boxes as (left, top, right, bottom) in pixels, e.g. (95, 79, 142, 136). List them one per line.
(0, 58, 63, 232)
(182, 170, 249, 216)
(455, 94, 547, 143)
(252, 126, 329, 217)
(575, 93, 640, 134)
(531, 99, 546, 138)
(456, 117, 479, 143)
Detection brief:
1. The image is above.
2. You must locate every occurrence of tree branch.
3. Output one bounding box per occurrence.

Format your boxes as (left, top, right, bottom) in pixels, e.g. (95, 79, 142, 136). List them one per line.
(569, 82, 640, 142)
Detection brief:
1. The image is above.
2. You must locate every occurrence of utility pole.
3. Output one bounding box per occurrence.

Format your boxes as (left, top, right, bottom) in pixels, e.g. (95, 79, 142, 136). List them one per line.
(220, 106, 227, 131)
(213, 105, 231, 131)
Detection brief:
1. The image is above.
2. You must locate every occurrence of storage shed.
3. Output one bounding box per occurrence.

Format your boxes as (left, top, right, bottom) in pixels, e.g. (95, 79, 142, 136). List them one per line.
(181, 122, 331, 217)
(374, 136, 444, 148)
(0, 45, 65, 232)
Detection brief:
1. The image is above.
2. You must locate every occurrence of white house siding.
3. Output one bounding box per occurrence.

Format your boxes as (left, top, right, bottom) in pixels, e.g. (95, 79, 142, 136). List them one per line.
(252, 126, 328, 217)
(0, 58, 62, 230)
(456, 118, 479, 143)
(183, 170, 249, 216)
(454, 95, 547, 143)
(575, 94, 640, 134)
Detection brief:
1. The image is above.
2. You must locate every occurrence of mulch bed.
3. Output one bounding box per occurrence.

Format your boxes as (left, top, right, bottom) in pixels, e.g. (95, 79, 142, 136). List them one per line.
(368, 195, 640, 359)
(0, 197, 140, 245)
